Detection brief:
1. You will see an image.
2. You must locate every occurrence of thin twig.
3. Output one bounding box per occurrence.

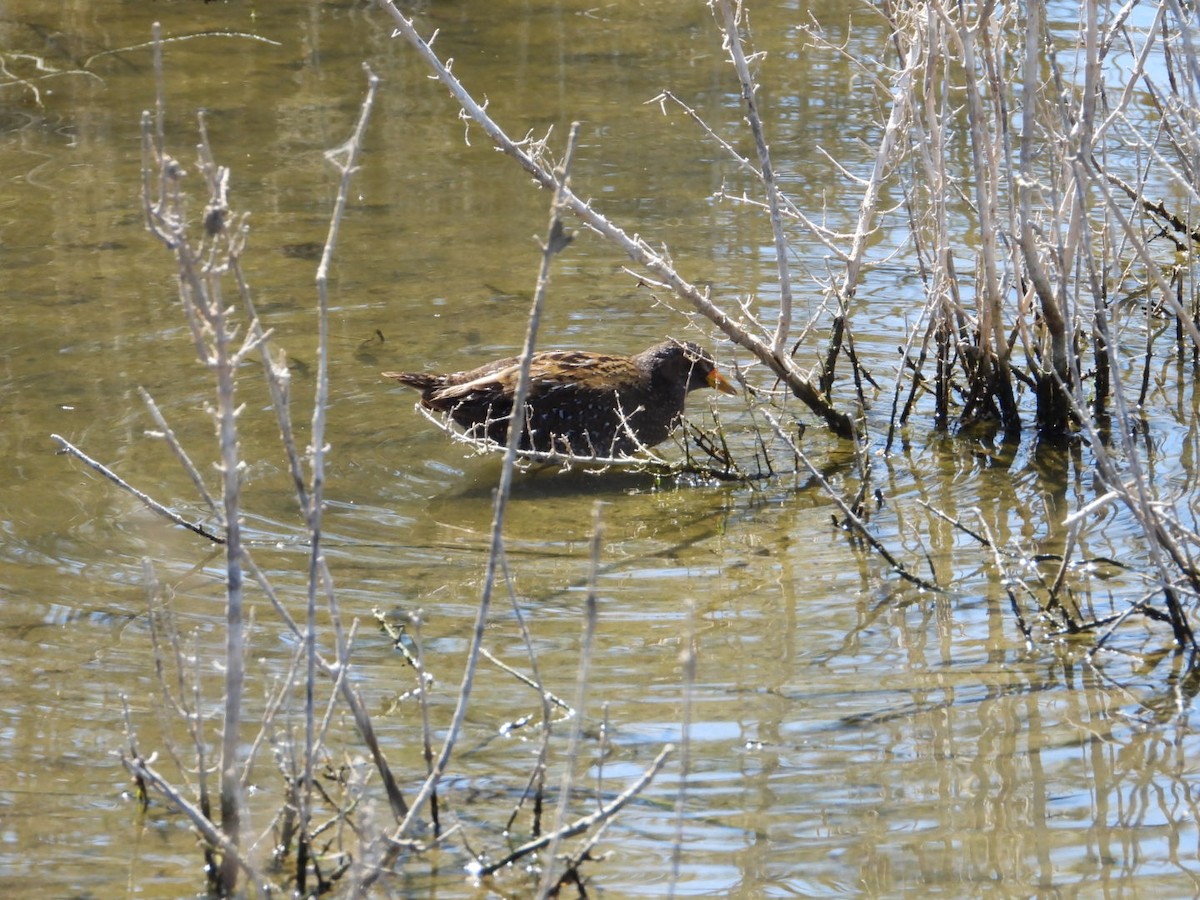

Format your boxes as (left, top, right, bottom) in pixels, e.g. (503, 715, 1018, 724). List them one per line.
(138, 387, 222, 520)
(498, 546, 554, 838)
(762, 413, 940, 592)
(296, 63, 381, 894)
(477, 744, 674, 878)
(481, 647, 574, 715)
(50, 434, 224, 544)
(393, 121, 584, 842)
(710, 0, 795, 354)
(537, 501, 603, 898)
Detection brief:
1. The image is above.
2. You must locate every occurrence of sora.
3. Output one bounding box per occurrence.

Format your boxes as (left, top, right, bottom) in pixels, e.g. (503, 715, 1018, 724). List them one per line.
(383, 339, 737, 457)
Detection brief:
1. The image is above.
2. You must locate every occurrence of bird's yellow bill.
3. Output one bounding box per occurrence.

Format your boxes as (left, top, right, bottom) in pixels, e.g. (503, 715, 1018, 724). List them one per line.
(708, 369, 738, 395)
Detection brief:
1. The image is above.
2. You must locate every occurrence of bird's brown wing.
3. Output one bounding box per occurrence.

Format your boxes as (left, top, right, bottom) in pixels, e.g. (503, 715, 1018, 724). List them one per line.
(430, 351, 638, 403)
(528, 351, 642, 393)
(427, 362, 520, 405)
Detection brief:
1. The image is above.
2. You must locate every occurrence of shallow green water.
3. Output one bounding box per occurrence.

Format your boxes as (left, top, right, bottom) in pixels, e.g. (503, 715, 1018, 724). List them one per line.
(2, 1, 1200, 896)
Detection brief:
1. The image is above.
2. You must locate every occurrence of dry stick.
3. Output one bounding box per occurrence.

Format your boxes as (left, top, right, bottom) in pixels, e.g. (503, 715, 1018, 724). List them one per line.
(141, 23, 171, 250)
(1105, 4, 1200, 219)
(1164, 0, 1200, 122)
(885, 5, 947, 443)
(138, 30, 249, 888)
(923, 9, 967, 432)
(478, 745, 674, 879)
(294, 63, 381, 896)
(231, 257, 309, 513)
(649, 89, 849, 256)
(553, 817, 616, 895)
(189, 625, 217, 869)
(945, 2, 1019, 430)
(198, 72, 307, 509)
(1045, 12, 1198, 637)
(416, 404, 750, 481)
(316, 619, 361, 760)
(373, 607, 421, 671)
(1102, 5, 1166, 153)
(838, 15, 920, 333)
(763, 412, 940, 592)
(916, 499, 990, 548)
(1084, 155, 1200, 353)
(1054, 302, 1197, 646)
(139, 387, 222, 520)
(390, 122, 583, 845)
(794, 6, 926, 359)
(1051, 35, 1200, 634)
(143, 561, 191, 722)
(129, 32, 395, 892)
(120, 697, 150, 813)
(147, 102, 254, 894)
(710, 0, 794, 355)
(594, 702, 610, 809)
(481, 647, 573, 716)
(84, 31, 282, 68)
(497, 547, 558, 712)
(649, 91, 848, 258)
(536, 502, 604, 899)
(296, 618, 363, 876)
(208, 163, 247, 899)
(241, 640, 306, 791)
(1018, 0, 1070, 422)
(50, 434, 225, 544)
(1037, 0, 1102, 431)
(145, 168, 206, 357)
(1050, 490, 1121, 604)
(381, 4, 854, 438)
(1089, 589, 1167, 655)
(370, 608, 438, 832)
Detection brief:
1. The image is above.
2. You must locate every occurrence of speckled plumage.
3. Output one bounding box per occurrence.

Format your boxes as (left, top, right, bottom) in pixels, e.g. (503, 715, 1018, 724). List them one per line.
(383, 340, 737, 456)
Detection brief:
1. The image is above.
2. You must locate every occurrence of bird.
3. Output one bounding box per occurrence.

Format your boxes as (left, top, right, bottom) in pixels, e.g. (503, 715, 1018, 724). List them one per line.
(383, 339, 737, 457)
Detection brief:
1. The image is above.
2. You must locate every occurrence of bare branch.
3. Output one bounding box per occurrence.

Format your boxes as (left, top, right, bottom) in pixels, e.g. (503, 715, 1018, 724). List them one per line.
(50, 434, 224, 544)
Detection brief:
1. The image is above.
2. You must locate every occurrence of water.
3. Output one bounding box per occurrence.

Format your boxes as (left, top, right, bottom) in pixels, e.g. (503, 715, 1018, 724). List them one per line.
(3, 0, 1200, 896)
